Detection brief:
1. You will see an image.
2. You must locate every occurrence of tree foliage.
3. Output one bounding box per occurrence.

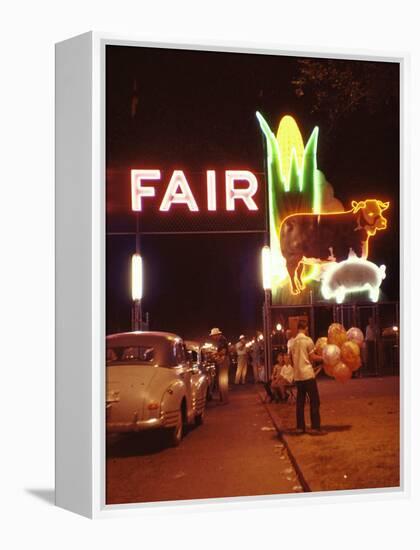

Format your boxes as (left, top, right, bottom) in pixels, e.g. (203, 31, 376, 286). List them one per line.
(292, 59, 399, 133)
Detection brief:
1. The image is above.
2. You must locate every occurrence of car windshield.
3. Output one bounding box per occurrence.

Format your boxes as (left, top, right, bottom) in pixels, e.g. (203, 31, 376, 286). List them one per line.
(106, 346, 155, 364)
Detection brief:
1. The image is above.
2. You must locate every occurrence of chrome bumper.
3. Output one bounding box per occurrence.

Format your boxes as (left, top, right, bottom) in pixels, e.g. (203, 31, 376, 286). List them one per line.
(106, 417, 163, 433)
(106, 408, 180, 433)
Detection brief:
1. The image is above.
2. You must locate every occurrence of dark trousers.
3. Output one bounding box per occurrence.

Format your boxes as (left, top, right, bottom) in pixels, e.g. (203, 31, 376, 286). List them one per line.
(296, 378, 320, 430)
(366, 341, 376, 373)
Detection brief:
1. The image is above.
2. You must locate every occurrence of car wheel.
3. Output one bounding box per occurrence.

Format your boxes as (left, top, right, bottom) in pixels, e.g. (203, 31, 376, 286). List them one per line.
(195, 407, 205, 426)
(167, 408, 183, 447)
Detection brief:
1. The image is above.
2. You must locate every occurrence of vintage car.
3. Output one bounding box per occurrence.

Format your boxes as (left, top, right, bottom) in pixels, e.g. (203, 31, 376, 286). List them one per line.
(185, 340, 217, 400)
(106, 331, 208, 446)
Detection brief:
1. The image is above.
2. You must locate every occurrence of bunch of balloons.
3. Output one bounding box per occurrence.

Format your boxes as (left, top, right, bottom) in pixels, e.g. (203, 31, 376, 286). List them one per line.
(315, 324, 364, 383)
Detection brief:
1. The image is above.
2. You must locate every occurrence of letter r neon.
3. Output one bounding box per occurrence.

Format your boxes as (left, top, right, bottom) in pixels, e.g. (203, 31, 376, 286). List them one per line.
(225, 171, 258, 211)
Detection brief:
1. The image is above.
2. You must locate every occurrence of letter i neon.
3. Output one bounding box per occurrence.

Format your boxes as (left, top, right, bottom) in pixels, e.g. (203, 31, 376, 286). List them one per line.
(207, 170, 216, 211)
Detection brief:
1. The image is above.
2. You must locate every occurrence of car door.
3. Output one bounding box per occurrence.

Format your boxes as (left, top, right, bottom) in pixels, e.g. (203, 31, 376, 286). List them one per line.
(186, 346, 207, 414)
(174, 341, 194, 420)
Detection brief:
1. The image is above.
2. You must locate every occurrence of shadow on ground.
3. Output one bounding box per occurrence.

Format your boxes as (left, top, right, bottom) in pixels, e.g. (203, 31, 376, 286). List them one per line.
(25, 488, 55, 505)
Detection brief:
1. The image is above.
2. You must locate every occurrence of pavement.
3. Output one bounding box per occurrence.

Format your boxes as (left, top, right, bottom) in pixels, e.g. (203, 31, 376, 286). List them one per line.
(106, 385, 304, 505)
(257, 375, 400, 493)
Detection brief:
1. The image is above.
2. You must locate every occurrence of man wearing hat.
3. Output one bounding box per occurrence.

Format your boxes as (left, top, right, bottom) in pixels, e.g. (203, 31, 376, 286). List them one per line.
(235, 335, 248, 384)
(209, 328, 229, 403)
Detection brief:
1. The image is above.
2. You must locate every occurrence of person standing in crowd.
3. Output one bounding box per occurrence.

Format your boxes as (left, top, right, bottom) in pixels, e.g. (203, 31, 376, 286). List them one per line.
(209, 327, 229, 403)
(235, 335, 248, 385)
(251, 333, 263, 383)
(286, 329, 295, 355)
(290, 320, 324, 435)
(365, 317, 377, 373)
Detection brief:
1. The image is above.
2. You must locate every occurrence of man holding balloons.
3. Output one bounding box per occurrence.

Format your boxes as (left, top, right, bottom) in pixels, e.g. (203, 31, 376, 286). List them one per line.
(290, 319, 325, 435)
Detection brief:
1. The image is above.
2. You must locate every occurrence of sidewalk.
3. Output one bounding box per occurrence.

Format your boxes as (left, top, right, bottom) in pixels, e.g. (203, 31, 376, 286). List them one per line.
(257, 376, 400, 493)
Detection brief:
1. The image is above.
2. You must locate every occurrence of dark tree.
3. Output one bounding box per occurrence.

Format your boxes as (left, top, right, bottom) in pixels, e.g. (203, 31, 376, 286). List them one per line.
(292, 59, 399, 134)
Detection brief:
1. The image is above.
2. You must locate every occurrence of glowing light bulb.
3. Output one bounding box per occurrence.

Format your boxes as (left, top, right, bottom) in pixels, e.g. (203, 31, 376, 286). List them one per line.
(131, 254, 143, 301)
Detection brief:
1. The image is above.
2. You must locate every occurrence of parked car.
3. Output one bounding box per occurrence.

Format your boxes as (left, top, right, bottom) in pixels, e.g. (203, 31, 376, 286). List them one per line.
(106, 331, 208, 446)
(185, 340, 217, 400)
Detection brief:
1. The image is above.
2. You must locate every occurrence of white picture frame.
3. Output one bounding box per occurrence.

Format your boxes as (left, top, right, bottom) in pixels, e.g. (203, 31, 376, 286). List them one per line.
(55, 32, 409, 518)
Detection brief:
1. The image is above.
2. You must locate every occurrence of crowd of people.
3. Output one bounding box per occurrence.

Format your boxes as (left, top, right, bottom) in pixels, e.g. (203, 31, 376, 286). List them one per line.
(209, 320, 325, 435)
(208, 317, 385, 434)
(208, 327, 265, 403)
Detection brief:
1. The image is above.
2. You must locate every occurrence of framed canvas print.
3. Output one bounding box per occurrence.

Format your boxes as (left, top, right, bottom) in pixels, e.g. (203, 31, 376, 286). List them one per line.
(55, 32, 408, 518)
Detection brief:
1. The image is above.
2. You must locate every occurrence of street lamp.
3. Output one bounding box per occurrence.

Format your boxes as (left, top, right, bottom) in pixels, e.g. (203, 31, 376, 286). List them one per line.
(261, 245, 272, 291)
(261, 246, 273, 382)
(131, 253, 143, 330)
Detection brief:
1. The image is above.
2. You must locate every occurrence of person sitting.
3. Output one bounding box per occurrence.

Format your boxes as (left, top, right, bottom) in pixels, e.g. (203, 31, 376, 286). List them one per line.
(277, 354, 294, 400)
(271, 353, 293, 402)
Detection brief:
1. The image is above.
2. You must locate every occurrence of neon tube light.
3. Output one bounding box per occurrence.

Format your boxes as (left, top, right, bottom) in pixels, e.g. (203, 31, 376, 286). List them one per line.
(131, 254, 143, 301)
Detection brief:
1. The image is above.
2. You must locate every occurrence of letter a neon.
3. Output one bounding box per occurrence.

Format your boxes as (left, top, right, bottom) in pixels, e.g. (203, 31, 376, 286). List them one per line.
(159, 170, 199, 211)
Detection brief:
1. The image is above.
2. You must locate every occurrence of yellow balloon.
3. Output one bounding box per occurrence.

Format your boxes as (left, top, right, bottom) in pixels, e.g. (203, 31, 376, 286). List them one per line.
(341, 340, 360, 362)
(315, 336, 328, 356)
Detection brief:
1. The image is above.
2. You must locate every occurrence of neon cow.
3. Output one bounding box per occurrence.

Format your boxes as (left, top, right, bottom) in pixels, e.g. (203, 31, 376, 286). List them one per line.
(279, 199, 389, 294)
(321, 252, 386, 303)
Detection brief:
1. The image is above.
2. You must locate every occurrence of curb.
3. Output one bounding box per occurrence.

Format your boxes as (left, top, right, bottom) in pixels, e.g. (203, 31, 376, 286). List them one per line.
(256, 388, 312, 493)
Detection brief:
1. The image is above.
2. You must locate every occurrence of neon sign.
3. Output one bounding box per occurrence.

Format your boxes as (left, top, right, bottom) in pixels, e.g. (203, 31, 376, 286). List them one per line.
(257, 113, 390, 302)
(279, 199, 389, 294)
(257, 112, 320, 297)
(321, 252, 386, 303)
(131, 169, 259, 212)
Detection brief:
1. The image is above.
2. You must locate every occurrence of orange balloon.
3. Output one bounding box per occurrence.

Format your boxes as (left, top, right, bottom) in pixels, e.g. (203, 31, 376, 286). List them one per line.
(346, 355, 362, 371)
(323, 363, 336, 377)
(328, 323, 348, 348)
(333, 361, 352, 383)
(341, 340, 360, 363)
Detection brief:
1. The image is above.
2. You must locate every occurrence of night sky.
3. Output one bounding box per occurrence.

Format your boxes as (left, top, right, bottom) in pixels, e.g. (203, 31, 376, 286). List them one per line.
(106, 45, 399, 341)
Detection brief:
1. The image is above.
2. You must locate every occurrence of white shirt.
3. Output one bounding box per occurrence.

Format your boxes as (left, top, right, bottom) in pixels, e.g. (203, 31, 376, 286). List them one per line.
(365, 325, 376, 341)
(290, 332, 315, 381)
(236, 341, 247, 356)
(287, 337, 295, 355)
(280, 364, 294, 384)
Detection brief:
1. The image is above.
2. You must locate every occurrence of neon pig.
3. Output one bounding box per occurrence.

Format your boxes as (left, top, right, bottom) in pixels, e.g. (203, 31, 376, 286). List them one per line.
(131, 169, 259, 212)
(321, 252, 386, 304)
